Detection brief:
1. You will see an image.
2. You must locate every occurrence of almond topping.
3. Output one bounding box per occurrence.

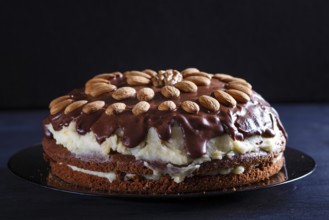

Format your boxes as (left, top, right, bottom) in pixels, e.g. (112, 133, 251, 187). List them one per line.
(85, 78, 111, 95)
(105, 103, 126, 115)
(158, 101, 176, 111)
(213, 90, 237, 107)
(182, 71, 212, 79)
(126, 76, 151, 86)
(50, 99, 74, 115)
(49, 95, 70, 109)
(161, 86, 180, 98)
(89, 84, 117, 97)
(64, 100, 88, 114)
(199, 95, 220, 112)
(226, 89, 250, 103)
(181, 101, 200, 114)
(227, 80, 252, 89)
(184, 76, 211, 86)
(132, 101, 150, 115)
(137, 88, 155, 101)
(181, 67, 200, 75)
(143, 69, 157, 77)
(112, 87, 136, 100)
(213, 73, 234, 82)
(226, 83, 252, 96)
(82, 101, 105, 114)
(174, 80, 198, 93)
(230, 77, 247, 83)
(124, 71, 152, 79)
(85, 78, 109, 88)
(93, 72, 122, 79)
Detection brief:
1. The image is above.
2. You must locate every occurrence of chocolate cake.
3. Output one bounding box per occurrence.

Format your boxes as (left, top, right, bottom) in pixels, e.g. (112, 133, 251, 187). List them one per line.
(42, 68, 287, 194)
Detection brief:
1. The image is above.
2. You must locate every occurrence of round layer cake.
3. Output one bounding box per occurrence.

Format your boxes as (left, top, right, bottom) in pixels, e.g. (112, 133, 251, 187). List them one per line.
(42, 68, 287, 194)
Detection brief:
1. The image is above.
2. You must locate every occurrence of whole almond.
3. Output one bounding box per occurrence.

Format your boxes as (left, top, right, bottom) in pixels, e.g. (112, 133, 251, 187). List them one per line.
(50, 99, 74, 115)
(82, 101, 105, 114)
(226, 89, 250, 103)
(137, 88, 155, 101)
(227, 80, 252, 89)
(85, 78, 109, 88)
(105, 103, 126, 115)
(182, 71, 212, 79)
(89, 83, 117, 97)
(226, 83, 252, 96)
(181, 67, 200, 75)
(213, 73, 234, 82)
(93, 72, 122, 79)
(199, 95, 220, 112)
(158, 101, 177, 111)
(181, 101, 200, 114)
(112, 87, 136, 100)
(64, 100, 88, 114)
(124, 71, 151, 79)
(161, 86, 180, 98)
(230, 77, 247, 83)
(184, 76, 211, 86)
(174, 80, 198, 93)
(85, 79, 111, 94)
(143, 69, 157, 77)
(49, 95, 70, 108)
(127, 76, 151, 86)
(132, 101, 150, 115)
(213, 90, 237, 107)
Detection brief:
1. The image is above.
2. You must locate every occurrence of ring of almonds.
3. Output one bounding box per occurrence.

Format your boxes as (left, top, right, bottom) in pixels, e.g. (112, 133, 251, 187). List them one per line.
(49, 68, 253, 116)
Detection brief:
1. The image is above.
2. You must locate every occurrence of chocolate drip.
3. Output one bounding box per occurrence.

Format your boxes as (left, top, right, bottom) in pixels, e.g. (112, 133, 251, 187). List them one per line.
(44, 79, 287, 159)
(76, 111, 103, 135)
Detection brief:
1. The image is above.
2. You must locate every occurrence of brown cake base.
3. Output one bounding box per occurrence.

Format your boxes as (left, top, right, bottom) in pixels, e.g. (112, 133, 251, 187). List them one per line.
(43, 137, 285, 194)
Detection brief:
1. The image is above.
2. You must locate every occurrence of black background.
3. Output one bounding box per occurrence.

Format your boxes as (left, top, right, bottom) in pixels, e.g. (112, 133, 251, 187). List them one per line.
(1, 0, 329, 109)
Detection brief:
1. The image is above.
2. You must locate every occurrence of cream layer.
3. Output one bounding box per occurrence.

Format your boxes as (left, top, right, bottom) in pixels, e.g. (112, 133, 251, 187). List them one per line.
(65, 164, 246, 183)
(46, 117, 285, 166)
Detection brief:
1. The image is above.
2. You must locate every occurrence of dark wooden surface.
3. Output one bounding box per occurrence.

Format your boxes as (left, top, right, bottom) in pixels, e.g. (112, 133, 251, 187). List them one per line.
(1, 104, 328, 219)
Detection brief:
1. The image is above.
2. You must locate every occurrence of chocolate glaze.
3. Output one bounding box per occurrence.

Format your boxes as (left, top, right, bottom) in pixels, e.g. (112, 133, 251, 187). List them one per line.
(43, 76, 287, 158)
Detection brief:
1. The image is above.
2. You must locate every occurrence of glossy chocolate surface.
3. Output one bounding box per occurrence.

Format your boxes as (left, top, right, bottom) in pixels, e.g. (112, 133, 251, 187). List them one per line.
(43, 75, 287, 158)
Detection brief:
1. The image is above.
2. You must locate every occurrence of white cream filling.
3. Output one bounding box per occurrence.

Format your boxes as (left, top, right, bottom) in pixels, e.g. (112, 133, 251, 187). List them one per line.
(65, 164, 247, 183)
(143, 161, 202, 183)
(46, 117, 285, 166)
(67, 164, 117, 182)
